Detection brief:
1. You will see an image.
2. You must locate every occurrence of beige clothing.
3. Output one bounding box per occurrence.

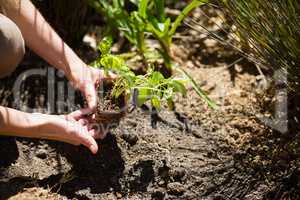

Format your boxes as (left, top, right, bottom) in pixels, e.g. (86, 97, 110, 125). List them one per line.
(0, 13, 25, 78)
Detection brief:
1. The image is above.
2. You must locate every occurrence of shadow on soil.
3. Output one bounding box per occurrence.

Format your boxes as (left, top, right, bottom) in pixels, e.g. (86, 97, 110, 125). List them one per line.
(42, 133, 126, 198)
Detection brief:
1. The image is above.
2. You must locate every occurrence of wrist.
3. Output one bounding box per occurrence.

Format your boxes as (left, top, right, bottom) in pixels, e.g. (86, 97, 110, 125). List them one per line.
(68, 62, 87, 83)
(31, 113, 66, 141)
(61, 50, 87, 84)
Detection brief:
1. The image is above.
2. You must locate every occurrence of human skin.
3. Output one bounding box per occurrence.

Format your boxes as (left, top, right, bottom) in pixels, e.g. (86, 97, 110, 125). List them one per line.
(0, 107, 106, 154)
(0, 0, 112, 154)
(0, 0, 113, 109)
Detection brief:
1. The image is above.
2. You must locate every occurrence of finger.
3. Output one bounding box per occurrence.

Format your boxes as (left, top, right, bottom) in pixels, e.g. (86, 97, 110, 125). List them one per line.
(86, 114, 96, 123)
(80, 132, 99, 154)
(78, 119, 88, 126)
(89, 129, 101, 139)
(88, 123, 108, 139)
(88, 123, 100, 137)
(83, 83, 97, 111)
(91, 129, 107, 140)
(68, 108, 93, 120)
(63, 114, 76, 122)
(92, 68, 117, 82)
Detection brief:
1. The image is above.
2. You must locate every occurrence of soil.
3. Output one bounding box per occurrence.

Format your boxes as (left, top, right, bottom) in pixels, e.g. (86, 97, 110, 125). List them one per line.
(95, 81, 126, 125)
(1, 5, 300, 200)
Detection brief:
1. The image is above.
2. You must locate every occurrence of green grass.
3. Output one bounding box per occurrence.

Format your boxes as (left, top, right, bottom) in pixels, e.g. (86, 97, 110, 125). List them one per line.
(220, 0, 300, 90)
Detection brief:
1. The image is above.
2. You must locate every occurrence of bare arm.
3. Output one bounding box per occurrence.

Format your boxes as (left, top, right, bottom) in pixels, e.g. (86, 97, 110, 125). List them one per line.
(0, 106, 39, 138)
(1, 0, 82, 81)
(0, 0, 112, 110)
(0, 1, 110, 153)
(0, 106, 101, 154)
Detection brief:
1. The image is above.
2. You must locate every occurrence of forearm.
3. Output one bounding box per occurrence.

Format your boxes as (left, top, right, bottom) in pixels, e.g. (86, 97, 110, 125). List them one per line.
(0, 106, 42, 137)
(0, 0, 85, 81)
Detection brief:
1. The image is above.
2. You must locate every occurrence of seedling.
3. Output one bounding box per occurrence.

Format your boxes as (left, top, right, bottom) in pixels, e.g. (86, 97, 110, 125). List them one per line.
(92, 37, 216, 129)
(89, 1, 216, 126)
(92, 37, 189, 112)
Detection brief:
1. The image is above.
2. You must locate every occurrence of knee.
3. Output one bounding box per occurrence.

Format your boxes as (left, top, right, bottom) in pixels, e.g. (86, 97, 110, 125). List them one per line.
(0, 14, 25, 78)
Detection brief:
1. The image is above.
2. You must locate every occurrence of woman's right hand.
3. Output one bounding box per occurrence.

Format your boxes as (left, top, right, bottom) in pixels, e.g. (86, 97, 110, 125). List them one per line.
(0, 106, 106, 154)
(34, 109, 106, 154)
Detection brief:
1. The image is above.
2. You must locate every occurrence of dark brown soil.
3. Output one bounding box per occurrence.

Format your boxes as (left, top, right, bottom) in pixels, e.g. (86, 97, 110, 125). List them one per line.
(95, 81, 126, 125)
(0, 6, 300, 200)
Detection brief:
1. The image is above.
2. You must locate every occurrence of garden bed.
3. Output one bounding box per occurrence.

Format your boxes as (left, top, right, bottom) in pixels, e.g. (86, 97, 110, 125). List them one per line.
(0, 3, 299, 200)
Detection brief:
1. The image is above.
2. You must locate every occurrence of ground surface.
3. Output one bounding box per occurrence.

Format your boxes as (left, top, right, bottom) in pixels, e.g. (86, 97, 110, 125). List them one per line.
(1, 6, 300, 200)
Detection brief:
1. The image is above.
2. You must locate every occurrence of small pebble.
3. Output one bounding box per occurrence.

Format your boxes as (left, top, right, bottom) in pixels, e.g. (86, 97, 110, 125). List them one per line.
(116, 192, 122, 199)
(36, 149, 47, 159)
(158, 180, 165, 186)
(171, 168, 186, 181)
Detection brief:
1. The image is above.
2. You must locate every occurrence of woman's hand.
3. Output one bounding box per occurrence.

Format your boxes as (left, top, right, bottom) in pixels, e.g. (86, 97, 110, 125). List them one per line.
(37, 109, 107, 154)
(0, 0, 115, 112)
(0, 106, 106, 154)
(69, 65, 115, 111)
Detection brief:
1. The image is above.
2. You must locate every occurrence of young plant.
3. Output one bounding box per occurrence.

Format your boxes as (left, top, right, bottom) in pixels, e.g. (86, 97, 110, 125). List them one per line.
(89, 1, 216, 109)
(92, 37, 190, 111)
(136, 0, 208, 67)
(87, 0, 147, 57)
(88, 0, 208, 68)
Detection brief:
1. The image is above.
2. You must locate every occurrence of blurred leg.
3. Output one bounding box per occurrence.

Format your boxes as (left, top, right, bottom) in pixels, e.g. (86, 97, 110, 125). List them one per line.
(0, 14, 25, 78)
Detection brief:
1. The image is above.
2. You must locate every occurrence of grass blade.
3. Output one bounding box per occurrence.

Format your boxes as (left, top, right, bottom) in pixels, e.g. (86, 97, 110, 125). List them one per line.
(176, 67, 217, 109)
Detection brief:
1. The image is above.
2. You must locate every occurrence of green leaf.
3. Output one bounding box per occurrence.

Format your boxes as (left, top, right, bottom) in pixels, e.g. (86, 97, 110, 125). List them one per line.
(171, 80, 187, 96)
(170, 0, 208, 37)
(100, 55, 126, 71)
(98, 36, 113, 55)
(138, 0, 148, 19)
(173, 77, 189, 84)
(149, 71, 164, 85)
(150, 71, 165, 84)
(112, 78, 126, 98)
(112, 0, 124, 8)
(154, 0, 165, 22)
(177, 68, 217, 109)
(157, 23, 165, 32)
(137, 88, 150, 106)
(162, 18, 171, 35)
(146, 15, 163, 34)
(90, 59, 101, 68)
(151, 96, 161, 109)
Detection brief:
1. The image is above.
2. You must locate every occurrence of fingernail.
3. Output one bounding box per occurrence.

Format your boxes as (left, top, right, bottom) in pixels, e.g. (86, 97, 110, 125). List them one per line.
(90, 144, 98, 154)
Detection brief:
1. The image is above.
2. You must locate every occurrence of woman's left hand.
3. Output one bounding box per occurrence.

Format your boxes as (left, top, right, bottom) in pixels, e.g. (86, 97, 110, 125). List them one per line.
(70, 65, 115, 112)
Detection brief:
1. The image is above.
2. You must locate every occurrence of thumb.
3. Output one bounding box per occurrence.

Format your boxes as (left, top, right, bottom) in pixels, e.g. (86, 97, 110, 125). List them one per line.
(81, 133, 99, 154)
(83, 83, 97, 111)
